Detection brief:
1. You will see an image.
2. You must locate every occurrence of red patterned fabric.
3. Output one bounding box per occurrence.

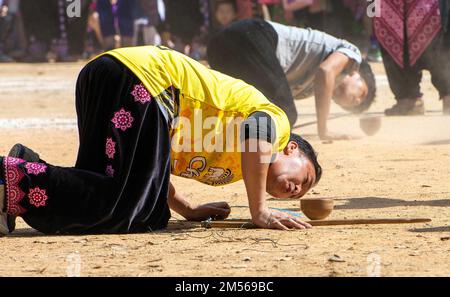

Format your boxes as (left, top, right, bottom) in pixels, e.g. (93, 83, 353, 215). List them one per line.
(131, 83, 152, 104)
(4, 157, 27, 216)
(24, 163, 47, 175)
(111, 108, 134, 131)
(28, 187, 48, 208)
(105, 137, 116, 159)
(374, 0, 442, 68)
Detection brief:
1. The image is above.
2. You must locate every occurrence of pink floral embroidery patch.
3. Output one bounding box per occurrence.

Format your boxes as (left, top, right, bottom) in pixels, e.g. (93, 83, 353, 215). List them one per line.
(105, 138, 116, 159)
(4, 157, 27, 216)
(111, 108, 134, 131)
(24, 162, 47, 175)
(28, 187, 48, 208)
(106, 165, 114, 177)
(131, 83, 152, 104)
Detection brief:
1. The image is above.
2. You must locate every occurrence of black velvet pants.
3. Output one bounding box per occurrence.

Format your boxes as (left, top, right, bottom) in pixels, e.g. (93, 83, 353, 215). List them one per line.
(207, 19, 297, 126)
(0, 56, 171, 234)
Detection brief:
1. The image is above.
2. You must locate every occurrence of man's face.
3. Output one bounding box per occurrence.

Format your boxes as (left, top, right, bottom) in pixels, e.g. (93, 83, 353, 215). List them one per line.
(333, 72, 368, 109)
(215, 4, 236, 27)
(266, 141, 317, 199)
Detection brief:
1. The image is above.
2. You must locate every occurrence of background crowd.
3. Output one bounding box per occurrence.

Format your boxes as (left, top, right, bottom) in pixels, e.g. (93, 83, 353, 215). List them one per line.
(1, 0, 449, 115)
(0, 0, 382, 63)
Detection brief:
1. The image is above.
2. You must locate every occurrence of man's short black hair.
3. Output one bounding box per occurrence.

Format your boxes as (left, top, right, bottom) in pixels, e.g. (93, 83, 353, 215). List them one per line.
(290, 133, 322, 185)
(342, 60, 377, 114)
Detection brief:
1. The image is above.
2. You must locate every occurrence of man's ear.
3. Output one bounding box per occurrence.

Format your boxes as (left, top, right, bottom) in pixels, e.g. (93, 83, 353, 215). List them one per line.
(283, 141, 299, 155)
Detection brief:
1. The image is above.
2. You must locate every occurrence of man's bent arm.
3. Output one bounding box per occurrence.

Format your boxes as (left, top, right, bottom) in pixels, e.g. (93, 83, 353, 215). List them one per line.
(314, 52, 350, 140)
(241, 139, 272, 223)
(168, 181, 193, 220)
(241, 139, 311, 230)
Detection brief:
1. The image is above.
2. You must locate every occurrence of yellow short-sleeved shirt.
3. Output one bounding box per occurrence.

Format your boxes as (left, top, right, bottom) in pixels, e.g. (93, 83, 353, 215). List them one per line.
(103, 46, 290, 186)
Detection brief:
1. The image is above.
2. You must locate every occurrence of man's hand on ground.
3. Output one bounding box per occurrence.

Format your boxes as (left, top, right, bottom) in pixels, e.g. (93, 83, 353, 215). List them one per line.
(252, 208, 312, 230)
(184, 202, 231, 222)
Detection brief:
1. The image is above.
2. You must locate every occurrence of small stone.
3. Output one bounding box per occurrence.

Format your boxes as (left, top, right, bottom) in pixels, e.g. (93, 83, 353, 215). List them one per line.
(394, 245, 407, 249)
(243, 257, 251, 262)
(73, 239, 88, 244)
(328, 255, 345, 263)
(33, 240, 56, 244)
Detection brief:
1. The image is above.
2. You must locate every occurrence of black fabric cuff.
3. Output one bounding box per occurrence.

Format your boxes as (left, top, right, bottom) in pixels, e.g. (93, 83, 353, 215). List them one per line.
(240, 112, 276, 144)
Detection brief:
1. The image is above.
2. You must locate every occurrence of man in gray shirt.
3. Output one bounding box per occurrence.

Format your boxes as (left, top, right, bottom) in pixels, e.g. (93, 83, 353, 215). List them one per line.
(208, 19, 376, 140)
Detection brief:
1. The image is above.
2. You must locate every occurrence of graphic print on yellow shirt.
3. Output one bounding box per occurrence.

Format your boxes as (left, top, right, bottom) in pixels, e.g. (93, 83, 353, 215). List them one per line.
(103, 45, 291, 186)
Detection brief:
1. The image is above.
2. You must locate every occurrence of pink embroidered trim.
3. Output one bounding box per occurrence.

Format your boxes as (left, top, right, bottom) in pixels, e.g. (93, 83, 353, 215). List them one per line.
(105, 137, 116, 159)
(111, 108, 134, 132)
(28, 187, 48, 208)
(131, 83, 152, 104)
(3, 157, 27, 216)
(105, 165, 114, 177)
(24, 162, 47, 175)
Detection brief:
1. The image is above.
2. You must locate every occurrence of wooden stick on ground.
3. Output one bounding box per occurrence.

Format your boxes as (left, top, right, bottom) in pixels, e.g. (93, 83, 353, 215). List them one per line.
(200, 218, 432, 229)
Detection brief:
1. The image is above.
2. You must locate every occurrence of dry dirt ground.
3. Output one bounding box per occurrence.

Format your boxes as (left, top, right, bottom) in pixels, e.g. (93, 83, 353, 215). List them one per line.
(0, 61, 449, 277)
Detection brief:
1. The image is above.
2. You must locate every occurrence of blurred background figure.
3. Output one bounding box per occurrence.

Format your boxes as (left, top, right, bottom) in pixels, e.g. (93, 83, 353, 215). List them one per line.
(0, 0, 26, 62)
(65, 0, 91, 61)
(192, 0, 238, 60)
(97, 0, 136, 50)
(162, 0, 204, 54)
(133, 0, 165, 46)
(20, 0, 59, 62)
(281, 0, 381, 61)
(19, 0, 90, 62)
(287, 0, 334, 32)
(0, 0, 14, 62)
(236, 0, 262, 20)
(214, 0, 237, 29)
(341, 0, 382, 62)
(258, 0, 285, 23)
(85, 1, 104, 58)
(374, 0, 450, 116)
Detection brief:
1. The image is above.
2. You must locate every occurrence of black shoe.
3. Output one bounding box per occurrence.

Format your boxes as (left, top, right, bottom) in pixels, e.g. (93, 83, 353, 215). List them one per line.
(385, 99, 425, 116)
(8, 143, 41, 163)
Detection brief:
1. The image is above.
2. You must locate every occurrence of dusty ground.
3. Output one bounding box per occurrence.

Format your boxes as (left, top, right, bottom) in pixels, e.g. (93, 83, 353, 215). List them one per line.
(0, 61, 449, 277)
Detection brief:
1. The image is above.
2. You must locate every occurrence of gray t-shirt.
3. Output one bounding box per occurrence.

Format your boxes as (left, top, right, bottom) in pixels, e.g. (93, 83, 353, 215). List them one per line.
(268, 21, 362, 99)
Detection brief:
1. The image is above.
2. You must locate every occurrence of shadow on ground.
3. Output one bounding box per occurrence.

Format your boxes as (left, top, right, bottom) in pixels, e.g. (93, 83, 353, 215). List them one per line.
(334, 197, 450, 210)
(5, 221, 203, 238)
(422, 139, 450, 145)
(409, 226, 450, 233)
